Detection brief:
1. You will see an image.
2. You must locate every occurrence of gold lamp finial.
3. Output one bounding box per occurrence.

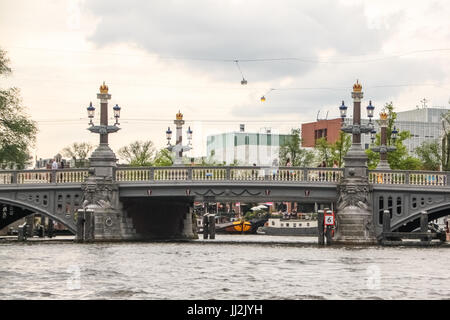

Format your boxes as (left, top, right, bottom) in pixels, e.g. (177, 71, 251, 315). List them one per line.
(99, 81, 109, 94)
(379, 111, 388, 120)
(176, 110, 183, 120)
(353, 80, 362, 92)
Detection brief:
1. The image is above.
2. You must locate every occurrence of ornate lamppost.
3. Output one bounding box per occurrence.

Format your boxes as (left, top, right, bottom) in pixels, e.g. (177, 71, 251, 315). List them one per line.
(370, 111, 398, 169)
(166, 111, 193, 166)
(334, 80, 377, 244)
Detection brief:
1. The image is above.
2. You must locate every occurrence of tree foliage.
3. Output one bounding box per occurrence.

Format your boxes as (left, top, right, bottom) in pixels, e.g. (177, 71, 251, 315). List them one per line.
(118, 140, 156, 166)
(0, 49, 37, 169)
(441, 111, 450, 171)
(314, 131, 351, 167)
(154, 148, 173, 167)
(415, 140, 442, 171)
(62, 142, 93, 162)
(279, 128, 315, 166)
(365, 102, 422, 170)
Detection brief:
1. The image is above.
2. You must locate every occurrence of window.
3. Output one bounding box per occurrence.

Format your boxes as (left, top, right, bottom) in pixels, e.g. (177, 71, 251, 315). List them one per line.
(293, 223, 296, 227)
(396, 197, 402, 215)
(412, 197, 417, 209)
(286, 223, 289, 227)
(271, 221, 275, 226)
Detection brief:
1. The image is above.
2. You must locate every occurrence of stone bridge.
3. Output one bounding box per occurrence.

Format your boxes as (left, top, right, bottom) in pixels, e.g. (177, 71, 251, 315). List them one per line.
(0, 166, 449, 239)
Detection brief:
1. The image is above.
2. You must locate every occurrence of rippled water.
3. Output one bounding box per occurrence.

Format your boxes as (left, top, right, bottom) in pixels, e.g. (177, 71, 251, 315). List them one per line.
(0, 235, 449, 299)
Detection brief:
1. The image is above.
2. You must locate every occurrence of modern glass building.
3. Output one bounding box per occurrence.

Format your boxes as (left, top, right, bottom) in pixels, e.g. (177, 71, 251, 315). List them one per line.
(206, 128, 292, 166)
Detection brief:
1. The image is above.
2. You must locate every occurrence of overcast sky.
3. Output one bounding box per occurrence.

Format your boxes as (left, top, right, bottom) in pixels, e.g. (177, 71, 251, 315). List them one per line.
(0, 0, 449, 162)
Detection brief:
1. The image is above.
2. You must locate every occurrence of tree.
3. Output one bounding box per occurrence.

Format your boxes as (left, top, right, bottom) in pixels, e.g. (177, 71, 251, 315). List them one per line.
(365, 102, 422, 170)
(279, 128, 315, 166)
(415, 140, 442, 171)
(153, 148, 173, 167)
(118, 140, 156, 166)
(314, 131, 351, 167)
(0, 48, 37, 169)
(61, 142, 94, 167)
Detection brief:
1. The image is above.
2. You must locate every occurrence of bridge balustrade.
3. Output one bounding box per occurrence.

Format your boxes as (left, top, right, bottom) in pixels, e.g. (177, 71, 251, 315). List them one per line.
(369, 170, 448, 186)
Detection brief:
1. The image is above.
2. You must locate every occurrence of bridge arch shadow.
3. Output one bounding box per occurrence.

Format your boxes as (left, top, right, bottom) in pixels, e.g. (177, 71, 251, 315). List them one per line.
(0, 198, 76, 234)
(392, 202, 450, 232)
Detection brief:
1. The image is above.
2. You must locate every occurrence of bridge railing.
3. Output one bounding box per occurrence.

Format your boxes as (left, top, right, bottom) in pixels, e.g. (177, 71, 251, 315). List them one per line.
(115, 166, 344, 183)
(0, 169, 89, 185)
(369, 170, 448, 186)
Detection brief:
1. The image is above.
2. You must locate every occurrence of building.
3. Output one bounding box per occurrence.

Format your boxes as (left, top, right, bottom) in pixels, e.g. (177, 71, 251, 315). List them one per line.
(301, 107, 449, 155)
(206, 126, 292, 166)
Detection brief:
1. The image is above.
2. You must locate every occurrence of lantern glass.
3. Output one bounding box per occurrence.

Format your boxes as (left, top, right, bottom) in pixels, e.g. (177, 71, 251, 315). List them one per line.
(392, 127, 398, 141)
(87, 102, 95, 119)
(370, 129, 376, 143)
(113, 104, 121, 118)
(367, 100, 375, 118)
(339, 101, 347, 118)
(166, 127, 172, 141)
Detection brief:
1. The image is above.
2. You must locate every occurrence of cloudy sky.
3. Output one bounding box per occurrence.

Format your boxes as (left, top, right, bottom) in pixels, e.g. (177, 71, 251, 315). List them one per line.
(0, 0, 449, 162)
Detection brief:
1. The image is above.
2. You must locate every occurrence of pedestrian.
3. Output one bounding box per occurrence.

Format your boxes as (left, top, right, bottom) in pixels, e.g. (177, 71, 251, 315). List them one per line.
(51, 159, 58, 170)
(60, 161, 65, 169)
(285, 158, 292, 180)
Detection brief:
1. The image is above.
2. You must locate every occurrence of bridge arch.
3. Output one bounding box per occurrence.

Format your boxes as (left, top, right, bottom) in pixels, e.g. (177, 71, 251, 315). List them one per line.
(0, 197, 76, 234)
(391, 202, 450, 232)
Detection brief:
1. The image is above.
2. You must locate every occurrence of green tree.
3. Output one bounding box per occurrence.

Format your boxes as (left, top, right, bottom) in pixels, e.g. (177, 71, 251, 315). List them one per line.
(0, 49, 37, 169)
(365, 102, 421, 170)
(415, 140, 442, 171)
(118, 140, 156, 166)
(279, 128, 315, 166)
(314, 131, 351, 167)
(153, 148, 173, 167)
(61, 142, 94, 167)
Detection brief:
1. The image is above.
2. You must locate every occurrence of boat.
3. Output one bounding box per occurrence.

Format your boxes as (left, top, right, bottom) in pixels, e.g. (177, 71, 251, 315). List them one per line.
(196, 216, 268, 234)
(257, 217, 318, 236)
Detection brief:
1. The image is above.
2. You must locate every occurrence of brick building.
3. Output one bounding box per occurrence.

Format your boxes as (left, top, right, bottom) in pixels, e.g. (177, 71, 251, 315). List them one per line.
(301, 118, 343, 147)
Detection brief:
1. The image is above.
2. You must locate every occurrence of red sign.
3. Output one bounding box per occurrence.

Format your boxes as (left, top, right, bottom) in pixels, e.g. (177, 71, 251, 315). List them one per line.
(324, 211, 335, 226)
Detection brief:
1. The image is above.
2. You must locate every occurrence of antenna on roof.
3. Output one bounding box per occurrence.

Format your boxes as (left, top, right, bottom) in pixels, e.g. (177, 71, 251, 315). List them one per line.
(316, 110, 320, 121)
(325, 110, 329, 120)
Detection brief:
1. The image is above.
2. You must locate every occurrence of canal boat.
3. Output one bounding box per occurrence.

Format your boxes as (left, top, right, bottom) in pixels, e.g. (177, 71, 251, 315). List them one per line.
(257, 217, 318, 236)
(196, 217, 267, 234)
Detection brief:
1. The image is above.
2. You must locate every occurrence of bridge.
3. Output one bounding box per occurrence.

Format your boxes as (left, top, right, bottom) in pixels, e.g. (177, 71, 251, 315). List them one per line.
(0, 166, 449, 240)
(1, 80, 449, 244)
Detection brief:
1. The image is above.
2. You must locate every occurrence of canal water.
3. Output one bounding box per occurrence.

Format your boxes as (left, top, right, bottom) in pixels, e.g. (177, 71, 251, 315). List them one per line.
(0, 235, 448, 300)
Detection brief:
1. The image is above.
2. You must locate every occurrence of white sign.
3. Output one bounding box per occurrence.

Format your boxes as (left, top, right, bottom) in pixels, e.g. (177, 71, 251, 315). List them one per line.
(325, 215, 334, 226)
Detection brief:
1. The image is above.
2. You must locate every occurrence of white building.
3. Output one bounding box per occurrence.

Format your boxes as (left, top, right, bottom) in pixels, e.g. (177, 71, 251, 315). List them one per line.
(206, 126, 292, 166)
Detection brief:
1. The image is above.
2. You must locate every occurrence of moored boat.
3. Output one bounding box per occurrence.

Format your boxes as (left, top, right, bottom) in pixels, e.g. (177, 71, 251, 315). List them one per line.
(257, 217, 318, 236)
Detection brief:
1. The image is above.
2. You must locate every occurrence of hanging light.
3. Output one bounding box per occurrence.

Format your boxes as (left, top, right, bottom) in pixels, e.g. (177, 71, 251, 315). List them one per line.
(166, 127, 172, 144)
(392, 126, 398, 142)
(113, 104, 121, 124)
(235, 60, 248, 85)
(366, 100, 375, 118)
(339, 101, 347, 118)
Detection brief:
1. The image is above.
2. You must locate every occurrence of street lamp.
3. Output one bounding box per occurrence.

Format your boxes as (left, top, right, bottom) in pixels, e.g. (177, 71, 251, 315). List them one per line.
(166, 111, 193, 166)
(86, 82, 121, 145)
(370, 111, 397, 169)
(339, 80, 374, 141)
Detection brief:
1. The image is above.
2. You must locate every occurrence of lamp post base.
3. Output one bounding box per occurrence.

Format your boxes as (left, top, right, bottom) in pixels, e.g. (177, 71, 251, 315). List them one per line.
(333, 206, 377, 245)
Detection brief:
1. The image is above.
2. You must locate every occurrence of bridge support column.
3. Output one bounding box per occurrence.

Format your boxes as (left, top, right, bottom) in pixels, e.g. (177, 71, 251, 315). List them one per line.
(334, 81, 376, 245)
(180, 206, 197, 239)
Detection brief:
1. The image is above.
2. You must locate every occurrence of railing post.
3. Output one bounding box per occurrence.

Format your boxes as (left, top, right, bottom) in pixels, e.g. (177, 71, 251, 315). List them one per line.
(226, 167, 231, 181)
(12, 172, 17, 184)
(382, 210, 391, 238)
(318, 210, 324, 245)
(188, 167, 193, 180)
(303, 168, 308, 182)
